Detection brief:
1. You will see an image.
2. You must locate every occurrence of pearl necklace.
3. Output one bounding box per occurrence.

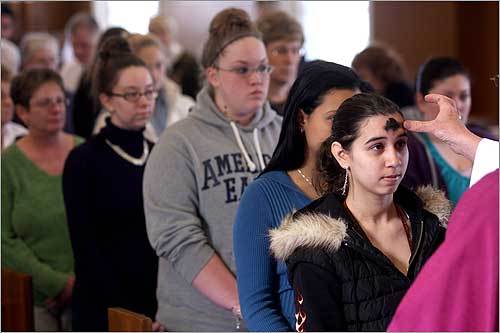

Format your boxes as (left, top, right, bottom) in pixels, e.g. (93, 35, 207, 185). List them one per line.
(105, 139, 149, 166)
(297, 168, 313, 186)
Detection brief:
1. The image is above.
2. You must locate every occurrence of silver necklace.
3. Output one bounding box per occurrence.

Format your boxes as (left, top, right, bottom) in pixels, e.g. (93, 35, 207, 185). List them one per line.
(297, 168, 313, 186)
(105, 139, 149, 166)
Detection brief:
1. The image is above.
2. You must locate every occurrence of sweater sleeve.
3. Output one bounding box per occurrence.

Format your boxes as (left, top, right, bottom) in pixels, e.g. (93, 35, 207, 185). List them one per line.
(62, 147, 114, 297)
(233, 183, 292, 331)
(143, 132, 214, 284)
(291, 261, 345, 332)
(1, 156, 68, 299)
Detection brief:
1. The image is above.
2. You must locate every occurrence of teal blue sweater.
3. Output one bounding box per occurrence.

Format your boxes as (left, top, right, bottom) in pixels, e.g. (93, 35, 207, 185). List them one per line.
(1, 138, 81, 305)
(233, 171, 311, 331)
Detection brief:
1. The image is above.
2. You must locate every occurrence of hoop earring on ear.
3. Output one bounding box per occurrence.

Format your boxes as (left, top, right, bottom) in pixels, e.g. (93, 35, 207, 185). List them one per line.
(342, 167, 349, 196)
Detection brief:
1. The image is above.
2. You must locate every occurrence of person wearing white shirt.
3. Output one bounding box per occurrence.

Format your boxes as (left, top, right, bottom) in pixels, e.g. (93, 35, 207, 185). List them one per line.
(60, 13, 99, 93)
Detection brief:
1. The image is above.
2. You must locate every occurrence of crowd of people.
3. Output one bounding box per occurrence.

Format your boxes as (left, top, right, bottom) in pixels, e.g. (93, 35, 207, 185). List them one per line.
(1, 3, 498, 332)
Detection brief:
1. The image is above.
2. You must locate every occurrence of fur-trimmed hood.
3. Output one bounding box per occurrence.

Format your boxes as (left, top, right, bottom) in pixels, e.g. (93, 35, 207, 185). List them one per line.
(270, 186, 451, 262)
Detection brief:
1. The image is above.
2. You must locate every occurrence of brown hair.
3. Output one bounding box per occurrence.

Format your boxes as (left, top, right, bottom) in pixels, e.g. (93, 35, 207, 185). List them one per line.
(1, 64, 12, 82)
(10, 68, 64, 108)
(256, 10, 304, 46)
(91, 35, 147, 99)
(201, 8, 262, 68)
(351, 44, 408, 85)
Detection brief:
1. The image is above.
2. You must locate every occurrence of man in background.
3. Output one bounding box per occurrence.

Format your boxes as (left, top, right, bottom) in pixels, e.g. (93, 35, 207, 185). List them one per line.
(60, 12, 99, 93)
(257, 11, 304, 115)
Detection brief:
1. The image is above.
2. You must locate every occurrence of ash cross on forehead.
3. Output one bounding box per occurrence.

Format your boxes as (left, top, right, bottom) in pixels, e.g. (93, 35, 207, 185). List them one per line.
(384, 117, 402, 131)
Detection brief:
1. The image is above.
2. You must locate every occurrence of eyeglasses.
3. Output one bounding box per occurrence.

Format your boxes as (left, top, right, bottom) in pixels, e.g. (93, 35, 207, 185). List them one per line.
(490, 74, 499, 88)
(270, 46, 305, 58)
(109, 89, 158, 103)
(30, 96, 67, 109)
(214, 64, 273, 78)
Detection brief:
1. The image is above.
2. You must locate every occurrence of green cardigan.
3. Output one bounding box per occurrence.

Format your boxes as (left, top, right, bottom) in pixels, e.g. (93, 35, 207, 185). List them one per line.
(1, 137, 82, 305)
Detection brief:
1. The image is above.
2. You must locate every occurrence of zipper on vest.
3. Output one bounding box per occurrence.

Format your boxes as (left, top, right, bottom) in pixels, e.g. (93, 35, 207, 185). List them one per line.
(408, 220, 424, 268)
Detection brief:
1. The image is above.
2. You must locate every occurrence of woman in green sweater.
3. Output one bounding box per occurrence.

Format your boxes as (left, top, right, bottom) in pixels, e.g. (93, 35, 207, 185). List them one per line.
(1, 68, 82, 331)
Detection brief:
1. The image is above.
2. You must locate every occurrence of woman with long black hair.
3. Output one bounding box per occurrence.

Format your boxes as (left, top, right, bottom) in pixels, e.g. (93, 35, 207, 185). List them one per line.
(234, 60, 366, 331)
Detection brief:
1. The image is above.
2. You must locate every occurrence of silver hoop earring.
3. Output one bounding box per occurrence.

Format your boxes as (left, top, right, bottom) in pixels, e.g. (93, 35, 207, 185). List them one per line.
(342, 167, 349, 196)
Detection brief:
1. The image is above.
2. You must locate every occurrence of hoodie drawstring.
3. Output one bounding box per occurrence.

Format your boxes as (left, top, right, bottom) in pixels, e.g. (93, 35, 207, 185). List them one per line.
(253, 128, 265, 171)
(229, 121, 265, 172)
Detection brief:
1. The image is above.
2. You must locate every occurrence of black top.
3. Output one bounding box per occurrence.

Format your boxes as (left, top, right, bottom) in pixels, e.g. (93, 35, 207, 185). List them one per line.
(286, 186, 446, 331)
(270, 100, 286, 116)
(71, 71, 101, 139)
(63, 118, 157, 331)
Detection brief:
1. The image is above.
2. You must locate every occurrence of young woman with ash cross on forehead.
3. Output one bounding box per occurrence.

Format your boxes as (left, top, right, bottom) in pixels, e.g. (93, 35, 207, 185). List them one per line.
(270, 93, 450, 331)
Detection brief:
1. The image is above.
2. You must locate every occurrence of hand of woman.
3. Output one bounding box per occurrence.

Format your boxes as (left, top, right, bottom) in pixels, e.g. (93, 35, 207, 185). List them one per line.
(152, 321, 166, 332)
(56, 275, 75, 308)
(44, 297, 59, 313)
(43, 276, 74, 312)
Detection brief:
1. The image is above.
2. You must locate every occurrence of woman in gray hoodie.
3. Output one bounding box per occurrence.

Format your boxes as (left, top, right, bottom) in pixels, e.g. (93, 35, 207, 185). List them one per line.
(143, 7, 282, 331)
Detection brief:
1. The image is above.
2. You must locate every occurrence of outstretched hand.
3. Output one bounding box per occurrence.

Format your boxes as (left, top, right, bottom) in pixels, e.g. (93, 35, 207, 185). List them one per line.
(403, 94, 481, 161)
(404, 94, 467, 132)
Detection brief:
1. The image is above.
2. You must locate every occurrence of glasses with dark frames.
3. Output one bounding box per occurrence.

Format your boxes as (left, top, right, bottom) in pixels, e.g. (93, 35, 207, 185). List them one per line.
(109, 89, 158, 103)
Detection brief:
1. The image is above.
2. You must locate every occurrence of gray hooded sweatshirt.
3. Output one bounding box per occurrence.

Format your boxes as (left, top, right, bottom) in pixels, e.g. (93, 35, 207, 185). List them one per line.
(143, 86, 282, 331)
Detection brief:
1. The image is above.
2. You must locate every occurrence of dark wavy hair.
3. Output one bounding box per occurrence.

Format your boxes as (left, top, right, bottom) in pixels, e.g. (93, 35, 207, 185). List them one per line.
(262, 60, 370, 175)
(416, 57, 469, 95)
(315, 93, 402, 195)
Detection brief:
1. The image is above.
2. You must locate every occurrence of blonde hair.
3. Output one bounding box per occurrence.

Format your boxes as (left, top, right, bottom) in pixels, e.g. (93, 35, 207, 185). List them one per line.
(149, 15, 177, 37)
(127, 33, 163, 54)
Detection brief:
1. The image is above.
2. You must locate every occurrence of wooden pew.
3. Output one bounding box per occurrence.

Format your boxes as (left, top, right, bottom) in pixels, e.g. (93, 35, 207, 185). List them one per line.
(108, 307, 152, 332)
(1, 268, 34, 331)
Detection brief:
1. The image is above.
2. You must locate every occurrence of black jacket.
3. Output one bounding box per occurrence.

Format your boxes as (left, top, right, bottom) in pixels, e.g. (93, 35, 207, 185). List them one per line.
(270, 186, 450, 331)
